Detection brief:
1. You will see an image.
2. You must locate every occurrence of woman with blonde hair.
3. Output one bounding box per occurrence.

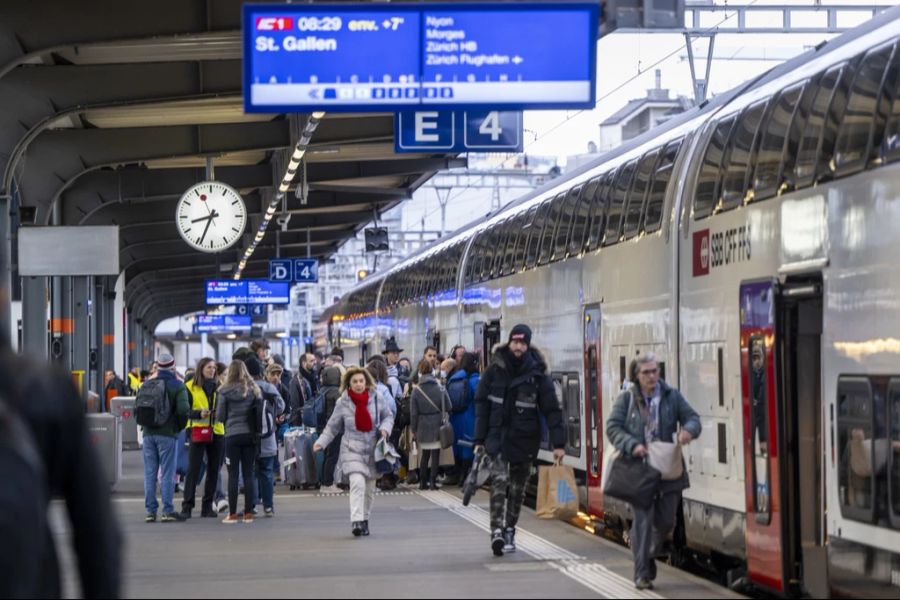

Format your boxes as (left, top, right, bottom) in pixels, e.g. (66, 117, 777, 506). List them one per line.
(216, 360, 262, 524)
(314, 366, 395, 537)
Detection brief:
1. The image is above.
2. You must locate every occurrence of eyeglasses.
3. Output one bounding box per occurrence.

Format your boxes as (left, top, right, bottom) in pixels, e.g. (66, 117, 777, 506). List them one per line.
(640, 368, 659, 376)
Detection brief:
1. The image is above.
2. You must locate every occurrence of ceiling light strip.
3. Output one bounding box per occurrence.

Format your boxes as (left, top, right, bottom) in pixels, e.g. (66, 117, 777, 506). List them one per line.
(233, 112, 325, 280)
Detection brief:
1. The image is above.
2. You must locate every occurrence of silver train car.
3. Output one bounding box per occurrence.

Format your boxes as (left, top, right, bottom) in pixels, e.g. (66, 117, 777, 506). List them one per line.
(321, 7, 900, 596)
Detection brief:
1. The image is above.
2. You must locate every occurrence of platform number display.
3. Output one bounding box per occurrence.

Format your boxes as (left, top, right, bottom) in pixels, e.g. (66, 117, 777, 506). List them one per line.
(396, 110, 523, 152)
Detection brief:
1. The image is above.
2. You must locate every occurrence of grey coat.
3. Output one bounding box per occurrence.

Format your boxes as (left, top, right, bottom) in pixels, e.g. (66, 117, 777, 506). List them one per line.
(217, 384, 258, 438)
(606, 380, 702, 493)
(410, 375, 449, 445)
(317, 388, 396, 481)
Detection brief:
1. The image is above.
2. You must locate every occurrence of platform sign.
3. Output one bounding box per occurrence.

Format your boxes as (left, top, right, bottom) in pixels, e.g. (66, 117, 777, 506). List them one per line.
(395, 110, 522, 152)
(269, 259, 293, 282)
(294, 259, 319, 283)
(195, 315, 253, 332)
(235, 304, 268, 318)
(206, 280, 291, 305)
(243, 2, 598, 112)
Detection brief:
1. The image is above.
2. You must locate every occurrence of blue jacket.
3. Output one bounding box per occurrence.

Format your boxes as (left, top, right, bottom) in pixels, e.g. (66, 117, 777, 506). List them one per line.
(606, 380, 702, 492)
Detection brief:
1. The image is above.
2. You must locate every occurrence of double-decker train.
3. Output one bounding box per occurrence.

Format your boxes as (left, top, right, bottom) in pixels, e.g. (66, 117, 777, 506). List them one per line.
(319, 7, 900, 596)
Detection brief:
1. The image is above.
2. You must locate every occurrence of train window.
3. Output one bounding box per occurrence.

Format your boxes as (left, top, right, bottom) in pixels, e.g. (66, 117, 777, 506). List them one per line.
(722, 102, 766, 209)
(566, 374, 582, 457)
(569, 176, 600, 255)
(645, 139, 682, 232)
(477, 231, 494, 283)
(585, 172, 613, 252)
(835, 45, 895, 177)
(604, 160, 637, 245)
(539, 193, 566, 266)
(794, 66, 842, 189)
(490, 222, 509, 280)
(525, 200, 551, 269)
(837, 376, 876, 524)
(694, 117, 735, 219)
(754, 85, 803, 201)
(748, 337, 771, 524)
(884, 44, 900, 163)
(553, 185, 582, 261)
(501, 215, 522, 276)
(464, 234, 482, 286)
(515, 206, 537, 271)
(818, 59, 858, 184)
(624, 149, 659, 239)
(889, 379, 900, 529)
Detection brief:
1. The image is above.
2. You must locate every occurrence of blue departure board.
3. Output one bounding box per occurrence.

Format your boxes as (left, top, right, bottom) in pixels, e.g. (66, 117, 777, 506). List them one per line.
(206, 280, 291, 305)
(243, 3, 598, 112)
(196, 315, 253, 333)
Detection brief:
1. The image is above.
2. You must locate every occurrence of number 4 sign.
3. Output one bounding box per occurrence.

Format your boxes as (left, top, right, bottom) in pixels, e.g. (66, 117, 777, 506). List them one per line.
(293, 259, 319, 283)
(395, 110, 523, 152)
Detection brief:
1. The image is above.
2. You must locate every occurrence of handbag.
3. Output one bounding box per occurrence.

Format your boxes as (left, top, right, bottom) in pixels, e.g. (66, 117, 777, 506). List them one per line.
(647, 439, 684, 481)
(603, 453, 661, 509)
(416, 385, 455, 450)
(602, 392, 660, 509)
(191, 425, 213, 443)
(191, 392, 215, 444)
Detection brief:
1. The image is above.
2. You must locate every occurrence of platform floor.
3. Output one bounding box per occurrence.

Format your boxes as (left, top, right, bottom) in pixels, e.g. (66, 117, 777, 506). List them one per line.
(52, 450, 743, 599)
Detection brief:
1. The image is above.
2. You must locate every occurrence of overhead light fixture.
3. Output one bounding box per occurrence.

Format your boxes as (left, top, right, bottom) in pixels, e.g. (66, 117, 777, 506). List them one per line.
(275, 332, 289, 338)
(226, 333, 237, 340)
(233, 111, 325, 280)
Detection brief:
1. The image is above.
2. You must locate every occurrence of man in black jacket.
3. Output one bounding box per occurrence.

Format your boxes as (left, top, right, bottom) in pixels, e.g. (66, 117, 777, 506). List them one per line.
(473, 324, 565, 557)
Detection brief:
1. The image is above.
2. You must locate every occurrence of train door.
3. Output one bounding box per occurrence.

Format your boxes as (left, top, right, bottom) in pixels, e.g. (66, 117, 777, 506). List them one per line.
(481, 320, 501, 370)
(583, 305, 603, 517)
(739, 277, 825, 596)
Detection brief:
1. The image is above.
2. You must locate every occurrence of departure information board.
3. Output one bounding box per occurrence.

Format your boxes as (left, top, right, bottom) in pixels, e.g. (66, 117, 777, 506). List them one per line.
(243, 3, 598, 112)
(195, 315, 253, 333)
(205, 280, 291, 305)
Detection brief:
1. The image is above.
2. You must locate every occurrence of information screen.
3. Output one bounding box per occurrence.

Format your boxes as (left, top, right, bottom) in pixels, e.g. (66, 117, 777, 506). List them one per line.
(205, 280, 291, 305)
(196, 315, 253, 332)
(243, 2, 598, 112)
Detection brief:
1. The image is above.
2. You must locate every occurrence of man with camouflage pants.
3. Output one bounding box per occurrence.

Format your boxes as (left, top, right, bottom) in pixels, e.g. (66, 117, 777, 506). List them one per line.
(474, 324, 566, 556)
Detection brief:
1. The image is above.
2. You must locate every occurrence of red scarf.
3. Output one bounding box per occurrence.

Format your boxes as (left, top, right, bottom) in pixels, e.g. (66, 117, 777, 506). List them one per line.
(348, 388, 373, 432)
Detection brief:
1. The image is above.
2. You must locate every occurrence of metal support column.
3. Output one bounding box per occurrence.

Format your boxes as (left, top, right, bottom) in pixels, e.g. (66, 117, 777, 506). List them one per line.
(71, 277, 91, 406)
(21, 275, 48, 357)
(209, 337, 220, 363)
(102, 277, 116, 380)
(128, 317, 141, 372)
(52, 277, 74, 369)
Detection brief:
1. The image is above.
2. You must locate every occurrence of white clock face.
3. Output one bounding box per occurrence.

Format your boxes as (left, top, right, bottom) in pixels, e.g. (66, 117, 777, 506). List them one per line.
(175, 181, 247, 253)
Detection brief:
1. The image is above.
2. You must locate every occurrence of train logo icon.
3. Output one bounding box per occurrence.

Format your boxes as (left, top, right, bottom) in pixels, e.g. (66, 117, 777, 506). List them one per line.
(693, 229, 710, 277)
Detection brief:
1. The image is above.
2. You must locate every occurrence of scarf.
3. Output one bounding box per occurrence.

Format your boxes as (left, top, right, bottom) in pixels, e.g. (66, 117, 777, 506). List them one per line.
(349, 388, 373, 432)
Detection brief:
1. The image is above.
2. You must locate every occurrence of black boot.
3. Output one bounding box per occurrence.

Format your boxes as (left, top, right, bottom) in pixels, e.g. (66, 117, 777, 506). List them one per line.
(352, 521, 362, 537)
(361, 520, 370, 536)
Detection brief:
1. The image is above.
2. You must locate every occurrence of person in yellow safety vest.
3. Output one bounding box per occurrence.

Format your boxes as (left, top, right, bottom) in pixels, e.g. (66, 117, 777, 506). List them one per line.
(179, 358, 225, 519)
(128, 368, 142, 395)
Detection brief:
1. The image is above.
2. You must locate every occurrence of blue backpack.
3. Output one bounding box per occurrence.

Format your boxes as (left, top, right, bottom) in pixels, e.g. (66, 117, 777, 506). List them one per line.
(447, 374, 472, 414)
(302, 390, 327, 429)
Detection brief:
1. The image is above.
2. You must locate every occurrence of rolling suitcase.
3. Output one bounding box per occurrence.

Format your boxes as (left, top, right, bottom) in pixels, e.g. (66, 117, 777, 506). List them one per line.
(283, 428, 318, 490)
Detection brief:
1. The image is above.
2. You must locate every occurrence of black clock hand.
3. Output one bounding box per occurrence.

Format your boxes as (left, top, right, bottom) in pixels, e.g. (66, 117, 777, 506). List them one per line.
(191, 210, 220, 224)
(198, 217, 213, 246)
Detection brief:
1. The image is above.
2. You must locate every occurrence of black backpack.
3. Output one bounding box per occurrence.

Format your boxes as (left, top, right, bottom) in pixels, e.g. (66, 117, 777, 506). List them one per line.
(135, 379, 172, 428)
(447, 374, 472, 414)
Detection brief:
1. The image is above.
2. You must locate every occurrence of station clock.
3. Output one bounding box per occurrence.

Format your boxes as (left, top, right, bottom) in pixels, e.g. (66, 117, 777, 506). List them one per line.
(175, 181, 247, 253)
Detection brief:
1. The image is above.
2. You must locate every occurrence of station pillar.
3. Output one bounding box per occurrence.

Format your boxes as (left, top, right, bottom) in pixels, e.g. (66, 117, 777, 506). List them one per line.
(21, 275, 48, 357)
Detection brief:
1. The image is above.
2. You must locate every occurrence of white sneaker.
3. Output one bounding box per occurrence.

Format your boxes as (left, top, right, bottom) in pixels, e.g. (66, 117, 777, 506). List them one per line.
(320, 485, 342, 494)
(215, 500, 229, 513)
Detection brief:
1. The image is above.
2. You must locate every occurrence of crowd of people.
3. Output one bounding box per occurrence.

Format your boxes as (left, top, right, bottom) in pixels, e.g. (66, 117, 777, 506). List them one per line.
(134, 328, 700, 591)
(136, 337, 485, 536)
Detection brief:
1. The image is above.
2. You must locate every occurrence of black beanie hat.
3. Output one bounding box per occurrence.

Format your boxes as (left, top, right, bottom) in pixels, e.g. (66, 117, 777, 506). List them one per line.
(508, 324, 532, 347)
(244, 356, 264, 379)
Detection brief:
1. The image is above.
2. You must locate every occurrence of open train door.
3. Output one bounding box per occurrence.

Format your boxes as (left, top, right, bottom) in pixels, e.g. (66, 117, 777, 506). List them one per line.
(740, 277, 825, 596)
